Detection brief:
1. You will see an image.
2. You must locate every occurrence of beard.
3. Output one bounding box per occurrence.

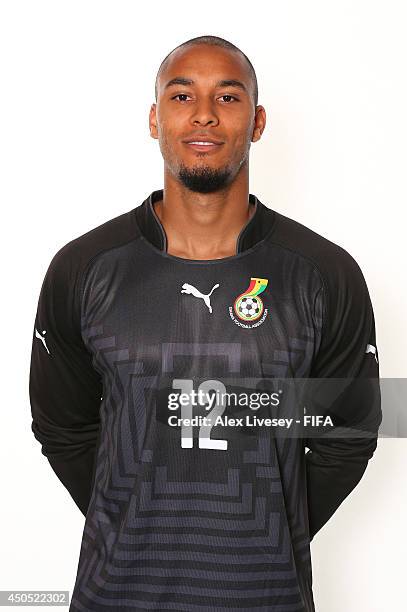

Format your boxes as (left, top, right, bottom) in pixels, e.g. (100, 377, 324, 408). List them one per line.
(178, 162, 232, 194)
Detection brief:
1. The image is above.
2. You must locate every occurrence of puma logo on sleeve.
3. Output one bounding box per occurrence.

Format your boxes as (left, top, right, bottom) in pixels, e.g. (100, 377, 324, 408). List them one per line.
(365, 343, 378, 363)
(35, 328, 50, 355)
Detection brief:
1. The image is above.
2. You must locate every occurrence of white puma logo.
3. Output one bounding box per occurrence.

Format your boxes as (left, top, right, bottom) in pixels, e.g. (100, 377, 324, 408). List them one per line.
(35, 328, 50, 355)
(181, 282, 220, 313)
(365, 343, 378, 363)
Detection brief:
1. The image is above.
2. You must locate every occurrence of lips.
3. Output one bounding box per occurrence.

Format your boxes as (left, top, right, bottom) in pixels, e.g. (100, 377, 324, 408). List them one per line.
(183, 135, 225, 146)
(183, 136, 224, 153)
(186, 141, 220, 146)
(184, 142, 224, 153)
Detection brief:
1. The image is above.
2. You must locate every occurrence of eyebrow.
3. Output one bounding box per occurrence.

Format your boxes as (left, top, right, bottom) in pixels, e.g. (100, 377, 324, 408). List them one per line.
(163, 77, 248, 94)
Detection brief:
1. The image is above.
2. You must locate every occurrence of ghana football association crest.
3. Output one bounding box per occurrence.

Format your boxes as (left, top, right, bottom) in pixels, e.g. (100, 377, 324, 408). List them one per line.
(229, 277, 269, 328)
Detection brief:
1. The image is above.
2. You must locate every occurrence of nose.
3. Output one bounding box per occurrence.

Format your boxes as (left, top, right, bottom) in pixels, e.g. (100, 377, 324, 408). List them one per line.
(190, 99, 219, 127)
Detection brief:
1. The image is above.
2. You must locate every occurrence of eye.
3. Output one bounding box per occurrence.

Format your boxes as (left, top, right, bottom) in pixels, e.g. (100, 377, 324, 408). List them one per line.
(171, 94, 191, 102)
(219, 94, 238, 103)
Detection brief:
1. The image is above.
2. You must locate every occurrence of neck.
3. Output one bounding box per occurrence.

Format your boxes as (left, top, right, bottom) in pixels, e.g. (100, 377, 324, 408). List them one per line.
(153, 170, 255, 260)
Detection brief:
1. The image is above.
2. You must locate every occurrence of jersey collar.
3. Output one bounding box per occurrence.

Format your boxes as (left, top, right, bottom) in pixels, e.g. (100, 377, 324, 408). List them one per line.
(134, 188, 275, 254)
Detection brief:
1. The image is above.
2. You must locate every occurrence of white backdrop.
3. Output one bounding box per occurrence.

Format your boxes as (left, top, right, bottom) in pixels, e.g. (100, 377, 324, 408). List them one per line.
(1, 1, 406, 610)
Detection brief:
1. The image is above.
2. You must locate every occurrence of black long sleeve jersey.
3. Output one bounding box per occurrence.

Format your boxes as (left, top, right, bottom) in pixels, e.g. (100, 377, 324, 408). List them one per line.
(29, 189, 381, 612)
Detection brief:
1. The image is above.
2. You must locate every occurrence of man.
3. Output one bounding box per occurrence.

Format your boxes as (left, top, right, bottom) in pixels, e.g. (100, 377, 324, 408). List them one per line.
(29, 35, 381, 612)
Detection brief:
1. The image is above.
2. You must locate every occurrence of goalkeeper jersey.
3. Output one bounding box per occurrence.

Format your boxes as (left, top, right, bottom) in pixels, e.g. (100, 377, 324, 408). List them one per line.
(29, 189, 381, 612)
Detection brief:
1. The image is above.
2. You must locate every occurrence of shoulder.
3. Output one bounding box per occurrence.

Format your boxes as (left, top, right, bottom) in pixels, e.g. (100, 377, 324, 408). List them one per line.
(269, 209, 369, 295)
(35, 207, 141, 332)
(267, 209, 374, 337)
(44, 208, 140, 283)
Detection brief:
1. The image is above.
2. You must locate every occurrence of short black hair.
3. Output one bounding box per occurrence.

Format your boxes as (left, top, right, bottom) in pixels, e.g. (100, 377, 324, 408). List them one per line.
(155, 35, 258, 107)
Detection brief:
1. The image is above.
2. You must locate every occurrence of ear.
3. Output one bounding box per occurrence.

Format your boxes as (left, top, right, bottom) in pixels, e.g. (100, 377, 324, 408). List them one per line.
(251, 105, 267, 143)
(149, 104, 159, 140)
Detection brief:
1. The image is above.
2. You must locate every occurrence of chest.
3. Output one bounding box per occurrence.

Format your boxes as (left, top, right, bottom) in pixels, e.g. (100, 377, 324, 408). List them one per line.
(80, 247, 321, 382)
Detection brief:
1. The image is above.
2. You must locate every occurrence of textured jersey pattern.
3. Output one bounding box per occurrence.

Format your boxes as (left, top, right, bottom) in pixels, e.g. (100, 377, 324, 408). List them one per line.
(29, 190, 381, 611)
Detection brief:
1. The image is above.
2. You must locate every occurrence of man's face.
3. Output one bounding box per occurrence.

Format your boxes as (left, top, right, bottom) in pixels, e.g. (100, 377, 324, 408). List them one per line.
(150, 45, 265, 193)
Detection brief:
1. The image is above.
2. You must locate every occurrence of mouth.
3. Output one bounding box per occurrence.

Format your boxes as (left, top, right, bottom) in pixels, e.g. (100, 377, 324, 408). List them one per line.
(183, 141, 224, 153)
